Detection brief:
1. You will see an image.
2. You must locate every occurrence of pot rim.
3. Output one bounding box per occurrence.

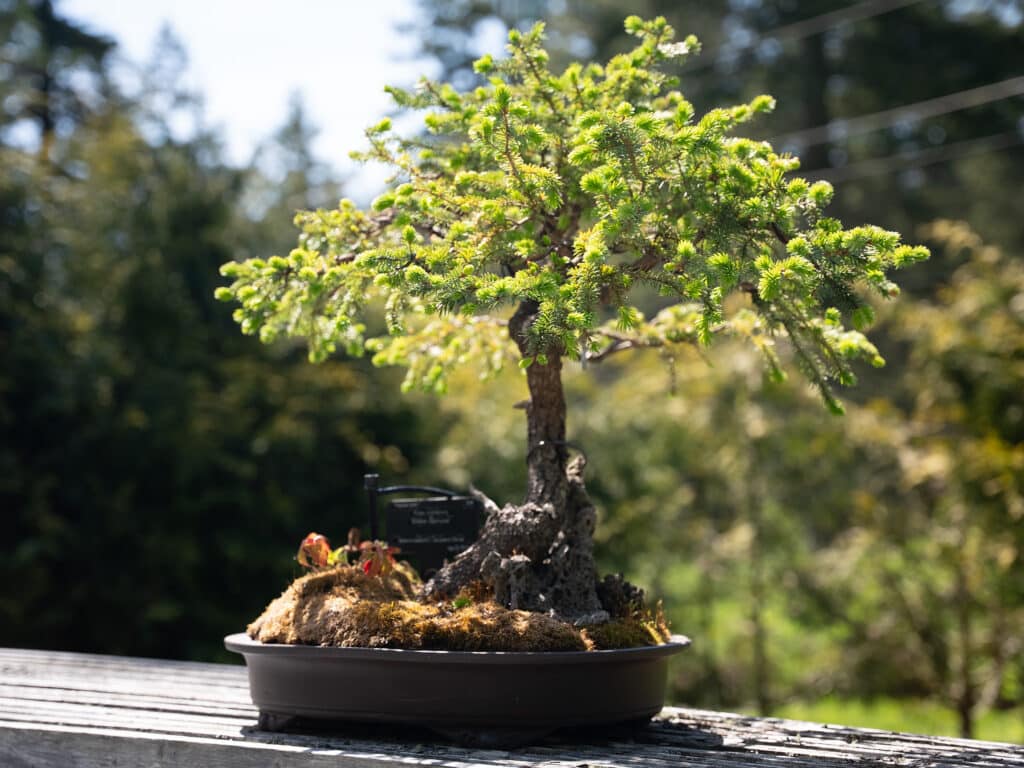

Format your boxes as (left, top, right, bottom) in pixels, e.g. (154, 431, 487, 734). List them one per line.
(224, 632, 690, 664)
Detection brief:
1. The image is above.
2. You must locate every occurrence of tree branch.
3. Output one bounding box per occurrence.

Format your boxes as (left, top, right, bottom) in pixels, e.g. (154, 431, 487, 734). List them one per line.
(509, 36, 567, 129)
(771, 222, 791, 245)
(623, 247, 663, 274)
(585, 330, 664, 363)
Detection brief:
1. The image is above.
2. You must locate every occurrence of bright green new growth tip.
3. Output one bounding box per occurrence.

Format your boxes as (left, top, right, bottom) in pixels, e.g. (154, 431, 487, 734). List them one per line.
(217, 16, 927, 414)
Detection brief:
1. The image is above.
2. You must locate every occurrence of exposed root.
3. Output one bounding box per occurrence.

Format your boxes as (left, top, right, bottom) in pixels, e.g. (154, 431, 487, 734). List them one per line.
(424, 456, 609, 623)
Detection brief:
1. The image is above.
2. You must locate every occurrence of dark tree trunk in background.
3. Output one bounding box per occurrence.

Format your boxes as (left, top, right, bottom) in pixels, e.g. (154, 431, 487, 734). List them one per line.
(424, 300, 626, 622)
(750, 496, 772, 716)
(799, 34, 830, 173)
(955, 548, 975, 739)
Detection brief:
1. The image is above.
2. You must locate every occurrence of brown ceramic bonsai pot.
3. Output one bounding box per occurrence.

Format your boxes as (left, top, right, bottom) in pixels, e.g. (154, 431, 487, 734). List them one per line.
(224, 632, 690, 746)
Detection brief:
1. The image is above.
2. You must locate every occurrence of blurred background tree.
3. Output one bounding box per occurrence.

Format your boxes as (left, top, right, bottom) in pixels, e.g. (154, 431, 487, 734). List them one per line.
(0, 0, 445, 661)
(1, 0, 1021, 740)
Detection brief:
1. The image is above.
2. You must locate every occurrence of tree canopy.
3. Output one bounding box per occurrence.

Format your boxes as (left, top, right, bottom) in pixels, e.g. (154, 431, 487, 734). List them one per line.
(218, 17, 927, 414)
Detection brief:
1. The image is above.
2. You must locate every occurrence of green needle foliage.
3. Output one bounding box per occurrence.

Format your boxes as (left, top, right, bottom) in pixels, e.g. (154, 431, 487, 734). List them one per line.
(218, 16, 927, 413)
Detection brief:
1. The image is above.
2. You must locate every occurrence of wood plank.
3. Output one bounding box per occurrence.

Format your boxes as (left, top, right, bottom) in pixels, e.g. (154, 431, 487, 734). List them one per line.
(1, 647, 1022, 768)
(0, 683, 255, 716)
(0, 693, 254, 723)
(0, 659, 249, 688)
(0, 721, 498, 768)
(0, 675, 250, 700)
(0, 661, 248, 693)
(0, 647, 241, 671)
(0, 701, 255, 738)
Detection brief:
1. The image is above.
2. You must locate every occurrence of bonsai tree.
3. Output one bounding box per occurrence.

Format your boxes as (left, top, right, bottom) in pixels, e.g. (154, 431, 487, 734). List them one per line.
(217, 17, 927, 624)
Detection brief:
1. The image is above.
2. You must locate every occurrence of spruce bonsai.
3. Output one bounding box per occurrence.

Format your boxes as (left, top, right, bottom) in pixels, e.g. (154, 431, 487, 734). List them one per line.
(218, 17, 927, 629)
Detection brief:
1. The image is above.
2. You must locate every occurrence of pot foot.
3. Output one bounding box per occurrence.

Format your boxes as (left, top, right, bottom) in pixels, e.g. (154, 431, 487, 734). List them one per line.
(257, 711, 301, 732)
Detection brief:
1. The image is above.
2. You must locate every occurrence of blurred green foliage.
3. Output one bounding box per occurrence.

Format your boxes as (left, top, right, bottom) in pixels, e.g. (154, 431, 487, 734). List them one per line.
(772, 697, 1024, 743)
(0, 0, 444, 662)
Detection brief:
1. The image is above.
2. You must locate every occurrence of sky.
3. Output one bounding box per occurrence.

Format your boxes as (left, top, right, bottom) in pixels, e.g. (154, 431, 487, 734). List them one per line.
(61, 0, 439, 199)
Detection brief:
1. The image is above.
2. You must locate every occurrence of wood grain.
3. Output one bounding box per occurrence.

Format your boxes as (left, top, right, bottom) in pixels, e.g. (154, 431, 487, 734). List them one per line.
(1, 646, 1021, 767)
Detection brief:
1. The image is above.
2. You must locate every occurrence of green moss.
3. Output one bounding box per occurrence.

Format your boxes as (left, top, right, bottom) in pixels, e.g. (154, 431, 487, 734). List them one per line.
(581, 602, 671, 650)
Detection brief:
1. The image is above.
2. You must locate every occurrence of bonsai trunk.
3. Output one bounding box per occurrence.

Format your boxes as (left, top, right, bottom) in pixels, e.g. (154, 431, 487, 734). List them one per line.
(513, 301, 569, 509)
(424, 301, 633, 623)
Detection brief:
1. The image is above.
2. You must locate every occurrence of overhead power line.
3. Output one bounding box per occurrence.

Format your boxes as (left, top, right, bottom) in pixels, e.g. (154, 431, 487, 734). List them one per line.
(801, 131, 1024, 183)
(687, 0, 929, 72)
(741, 0, 927, 46)
(771, 75, 1024, 148)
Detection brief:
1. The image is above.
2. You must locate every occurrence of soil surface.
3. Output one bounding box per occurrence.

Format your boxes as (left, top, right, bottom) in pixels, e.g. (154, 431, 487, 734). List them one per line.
(247, 564, 670, 652)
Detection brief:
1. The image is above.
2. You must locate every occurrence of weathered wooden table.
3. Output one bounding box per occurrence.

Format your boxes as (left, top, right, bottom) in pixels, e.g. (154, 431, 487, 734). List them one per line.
(1, 646, 1021, 767)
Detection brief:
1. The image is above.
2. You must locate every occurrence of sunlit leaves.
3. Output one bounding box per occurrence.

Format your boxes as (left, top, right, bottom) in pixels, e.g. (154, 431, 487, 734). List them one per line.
(217, 15, 926, 411)
(368, 314, 513, 394)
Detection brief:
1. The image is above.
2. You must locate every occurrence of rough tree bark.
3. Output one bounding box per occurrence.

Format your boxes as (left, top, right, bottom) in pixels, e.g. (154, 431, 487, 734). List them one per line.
(510, 300, 569, 507)
(424, 300, 630, 623)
